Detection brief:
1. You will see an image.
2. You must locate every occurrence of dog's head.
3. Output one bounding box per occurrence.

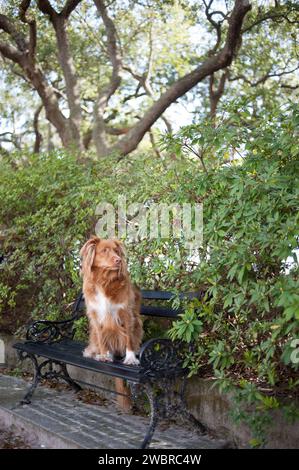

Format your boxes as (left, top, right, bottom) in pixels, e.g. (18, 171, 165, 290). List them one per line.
(80, 236, 127, 276)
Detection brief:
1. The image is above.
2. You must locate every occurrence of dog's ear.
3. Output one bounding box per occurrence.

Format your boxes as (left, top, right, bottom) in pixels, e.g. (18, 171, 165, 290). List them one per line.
(80, 236, 100, 275)
(114, 239, 128, 277)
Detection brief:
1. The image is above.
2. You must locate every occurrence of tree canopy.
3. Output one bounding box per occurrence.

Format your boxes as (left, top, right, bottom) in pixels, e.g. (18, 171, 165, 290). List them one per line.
(0, 0, 298, 157)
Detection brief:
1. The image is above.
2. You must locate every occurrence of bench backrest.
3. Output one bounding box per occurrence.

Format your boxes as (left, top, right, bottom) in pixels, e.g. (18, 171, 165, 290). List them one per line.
(73, 290, 203, 319)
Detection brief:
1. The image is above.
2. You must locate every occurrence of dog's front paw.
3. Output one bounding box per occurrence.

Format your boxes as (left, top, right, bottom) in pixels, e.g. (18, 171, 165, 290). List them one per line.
(83, 347, 95, 358)
(123, 351, 139, 366)
(95, 353, 113, 362)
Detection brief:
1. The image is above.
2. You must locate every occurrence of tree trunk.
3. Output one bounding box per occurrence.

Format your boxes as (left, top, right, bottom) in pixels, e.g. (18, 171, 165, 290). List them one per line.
(52, 15, 83, 149)
(23, 61, 73, 147)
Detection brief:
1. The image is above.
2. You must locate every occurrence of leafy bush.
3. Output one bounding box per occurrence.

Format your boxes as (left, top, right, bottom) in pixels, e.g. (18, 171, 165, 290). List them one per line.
(0, 103, 298, 445)
(165, 103, 299, 445)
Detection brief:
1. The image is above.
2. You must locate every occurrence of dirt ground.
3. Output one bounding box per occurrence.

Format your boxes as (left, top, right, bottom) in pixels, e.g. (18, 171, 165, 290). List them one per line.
(0, 429, 32, 449)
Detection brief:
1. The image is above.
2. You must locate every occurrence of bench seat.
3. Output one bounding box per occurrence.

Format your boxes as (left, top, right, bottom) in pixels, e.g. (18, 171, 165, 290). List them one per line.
(14, 338, 145, 383)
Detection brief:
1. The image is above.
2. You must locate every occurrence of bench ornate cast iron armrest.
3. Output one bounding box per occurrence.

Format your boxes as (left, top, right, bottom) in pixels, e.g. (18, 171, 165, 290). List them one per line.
(138, 337, 185, 378)
(25, 293, 84, 344)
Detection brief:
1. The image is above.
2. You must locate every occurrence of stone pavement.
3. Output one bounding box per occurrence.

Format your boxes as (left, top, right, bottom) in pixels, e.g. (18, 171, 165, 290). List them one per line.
(0, 374, 229, 449)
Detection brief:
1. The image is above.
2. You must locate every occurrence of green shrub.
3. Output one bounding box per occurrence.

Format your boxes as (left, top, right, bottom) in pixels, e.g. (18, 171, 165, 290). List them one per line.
(0, 103, 298, 445)
(166, 103, 299, 445)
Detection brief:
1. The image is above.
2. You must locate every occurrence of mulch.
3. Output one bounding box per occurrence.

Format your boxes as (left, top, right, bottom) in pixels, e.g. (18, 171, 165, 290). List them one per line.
(0, 430, 31, 449)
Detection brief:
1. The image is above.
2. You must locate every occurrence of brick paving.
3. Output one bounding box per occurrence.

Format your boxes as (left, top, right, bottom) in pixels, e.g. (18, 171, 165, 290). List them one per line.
(0, 373, 228, 449)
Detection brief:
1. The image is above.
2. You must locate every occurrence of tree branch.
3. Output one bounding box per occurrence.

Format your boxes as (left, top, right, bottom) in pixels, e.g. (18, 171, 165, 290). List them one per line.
(33, 103, 43, 153)
(149, 129, 166, 167)
(37, 0, 82, 19)
(280, 83, 299, 90)
(123, 26, 173, 135)
(202, 0, 226, 54)
(242, 4, 299, 34)
(93, 0, 122, 155)
(19, 0, 37, 62)
(183, 141, 208, 174)
(0, 41, 24, 64)
(229, 65, 299, 87)
(60, 0, 83, 18)
(1, 10, 71, 147)
(94, 0, 122, 99)
(0, 13, 28, 51)
(37, 0, 83, 147)
(36, 0, 57, 20)
(113, 0, 251, 157)
(209, 68, 229, 119)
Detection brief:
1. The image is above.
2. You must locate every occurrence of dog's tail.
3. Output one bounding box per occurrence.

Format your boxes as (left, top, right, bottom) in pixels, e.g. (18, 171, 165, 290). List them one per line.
(100, 328, 132, 411)
(115, 378, 132, 412)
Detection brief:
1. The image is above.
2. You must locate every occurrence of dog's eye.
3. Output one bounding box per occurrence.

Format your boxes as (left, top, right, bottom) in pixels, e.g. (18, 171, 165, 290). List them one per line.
(101, 248, 108, 254)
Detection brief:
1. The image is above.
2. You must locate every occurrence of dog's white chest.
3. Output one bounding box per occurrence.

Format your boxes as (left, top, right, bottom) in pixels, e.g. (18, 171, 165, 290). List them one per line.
(88, 290, 124, 324)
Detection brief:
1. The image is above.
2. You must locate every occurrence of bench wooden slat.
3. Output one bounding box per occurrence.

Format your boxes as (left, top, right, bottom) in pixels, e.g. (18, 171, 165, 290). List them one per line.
(141, 290, 175, 300)
(141, 290, 201, 301)
(73, 290, 202, 319)
(140, 305, 180, 318)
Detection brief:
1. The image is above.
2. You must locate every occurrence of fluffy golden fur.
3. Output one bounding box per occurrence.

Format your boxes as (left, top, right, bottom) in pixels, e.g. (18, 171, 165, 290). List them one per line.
(80, 236, 143, 365)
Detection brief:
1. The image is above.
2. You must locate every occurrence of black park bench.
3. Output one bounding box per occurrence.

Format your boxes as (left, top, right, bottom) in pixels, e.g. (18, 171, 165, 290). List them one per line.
(13, 290, 206, 449)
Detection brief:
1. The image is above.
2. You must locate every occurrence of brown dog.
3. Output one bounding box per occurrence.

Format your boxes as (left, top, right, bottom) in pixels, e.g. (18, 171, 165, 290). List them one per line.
(80, 236, 143, 365)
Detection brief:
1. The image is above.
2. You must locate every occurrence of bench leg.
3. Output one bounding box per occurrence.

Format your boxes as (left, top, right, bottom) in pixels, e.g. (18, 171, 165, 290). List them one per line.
(141, 384, 159, 449)
(34, 360, 82, 394)
(17, 352, 41, 405)
(59, 363, 82, 393)
(135, 377, 206, 449)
